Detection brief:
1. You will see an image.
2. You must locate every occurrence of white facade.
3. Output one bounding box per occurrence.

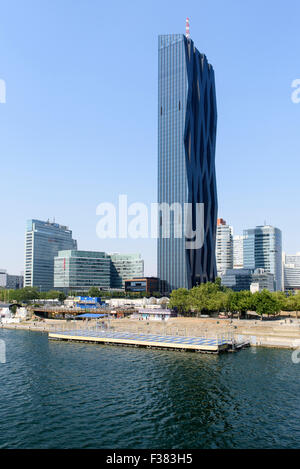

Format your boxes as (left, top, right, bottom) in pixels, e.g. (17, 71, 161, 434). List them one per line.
(283, 252, 300, 291)
(233, 235, 245, 269)
(0, 269, 7, 288)
(216, 222, 233, 276)
(106, 297, 169, 309)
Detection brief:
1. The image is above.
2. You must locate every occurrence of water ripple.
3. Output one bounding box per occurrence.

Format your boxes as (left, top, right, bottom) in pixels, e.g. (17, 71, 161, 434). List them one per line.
(0, 329, 300, 448)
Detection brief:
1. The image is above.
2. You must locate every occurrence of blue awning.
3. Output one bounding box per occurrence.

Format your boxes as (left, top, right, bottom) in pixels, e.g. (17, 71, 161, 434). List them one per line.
(76, 313, 108, 318)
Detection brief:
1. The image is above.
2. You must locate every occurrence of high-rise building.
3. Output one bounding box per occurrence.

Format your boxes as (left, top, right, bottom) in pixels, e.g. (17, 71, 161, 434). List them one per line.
(25, 219, 77, 291)
(54, 250, 111, 292)
(233, 235, 245, 269)
(157, 28, 218, 293)
(283, 252, 300, 292)
(243, 225, 282, 291)
(110, 254, 144, 289)
(0, 269, 7, 288)
(216, 218, 233, 276)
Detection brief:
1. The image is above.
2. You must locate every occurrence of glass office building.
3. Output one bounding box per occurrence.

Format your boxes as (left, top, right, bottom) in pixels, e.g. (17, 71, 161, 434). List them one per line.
(243, 225, 282, 291)
(283, 253, 300, 292)
(24, 219, 77, 291)
(54, 250, 111, 292)
(221, 268, 274, 292)
(157, 33, 218, 293)
(221, 269, 253, 291)
(110, 254, 144, 289)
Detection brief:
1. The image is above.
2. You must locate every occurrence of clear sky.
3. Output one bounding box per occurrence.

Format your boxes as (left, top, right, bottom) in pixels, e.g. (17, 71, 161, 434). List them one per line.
(0, 0, 299, 276)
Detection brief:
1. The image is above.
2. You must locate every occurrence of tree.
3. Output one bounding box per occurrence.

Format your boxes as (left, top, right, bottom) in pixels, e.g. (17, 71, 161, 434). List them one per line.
(10, 287, 40, 303)
(88, 287, 101, 297)
(283, 292, 300, 318)
(188, 281, 226, 315)
(273, 291, 288, 311)
(58, 292, 66, 302)
(169, 288, 191, 314)
(252, 290, 280, 319)
(226, 290, 253, 318)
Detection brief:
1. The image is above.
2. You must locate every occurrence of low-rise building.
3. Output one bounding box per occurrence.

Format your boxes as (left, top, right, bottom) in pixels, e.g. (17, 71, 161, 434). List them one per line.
(125, 277, 159, 294)
(132, 309, 176, 321)
(221, 268, 275, 292)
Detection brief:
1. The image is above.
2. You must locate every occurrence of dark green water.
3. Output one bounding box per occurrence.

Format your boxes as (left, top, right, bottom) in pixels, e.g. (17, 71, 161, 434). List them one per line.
(0, 328, 300, 449)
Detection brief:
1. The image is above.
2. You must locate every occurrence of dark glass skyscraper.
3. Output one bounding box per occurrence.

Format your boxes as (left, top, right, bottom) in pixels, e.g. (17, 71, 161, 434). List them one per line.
(157, 33, 218, 292)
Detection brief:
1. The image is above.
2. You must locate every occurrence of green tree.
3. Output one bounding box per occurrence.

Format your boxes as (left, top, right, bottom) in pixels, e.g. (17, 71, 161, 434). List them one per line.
(226, 290, 253, 318)
(10, 287, 40, 303)
(252, 290, 280, 319)
(88, 287, 101, 297)
(58, 292, 66, 302)
(169, 288, 191, 314)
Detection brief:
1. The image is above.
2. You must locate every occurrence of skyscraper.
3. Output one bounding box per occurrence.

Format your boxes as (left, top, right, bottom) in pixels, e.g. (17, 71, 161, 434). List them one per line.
(157, 27, 218, 293)
(24, 219, 77, 291)
(243, 225, 282, 291)
(216, 218, 233, 276)
(233, 235, 245, 269)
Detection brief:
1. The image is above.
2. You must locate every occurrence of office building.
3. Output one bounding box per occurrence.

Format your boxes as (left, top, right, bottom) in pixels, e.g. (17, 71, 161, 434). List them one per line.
(157, 26, 218, 293)
(125, 277, 159, 294)
(221, 268, 275, 292)
(0, 269, 7, 288)
(221, 269, 253, 291)
(25, 219, 77, 291)
(0, 269, 23, 290)
(6, 274, 23, 290)
(54, 250, 111, 292)
(216, 219, 233, 276)
(283, 253, 300, 292)
(250, 268, 275, 292)
(110, 254, 144, 289)
(243, 225, 282, 291)
(233, 235, 245, 269)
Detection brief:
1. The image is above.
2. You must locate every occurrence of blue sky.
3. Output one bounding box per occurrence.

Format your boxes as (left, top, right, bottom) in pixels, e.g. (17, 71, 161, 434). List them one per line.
(0, 0, 299, 276)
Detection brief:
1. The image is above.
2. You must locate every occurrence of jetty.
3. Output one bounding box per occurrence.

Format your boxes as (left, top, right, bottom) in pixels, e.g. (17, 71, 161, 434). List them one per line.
(48, 328, 241, 354)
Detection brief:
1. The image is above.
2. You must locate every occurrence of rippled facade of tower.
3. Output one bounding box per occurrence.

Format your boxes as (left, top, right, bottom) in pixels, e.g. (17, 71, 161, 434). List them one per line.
(157, 34, 218, 293)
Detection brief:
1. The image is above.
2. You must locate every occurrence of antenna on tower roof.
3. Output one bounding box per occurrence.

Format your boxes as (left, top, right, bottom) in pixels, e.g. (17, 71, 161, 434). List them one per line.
(186, 17, 190, 39)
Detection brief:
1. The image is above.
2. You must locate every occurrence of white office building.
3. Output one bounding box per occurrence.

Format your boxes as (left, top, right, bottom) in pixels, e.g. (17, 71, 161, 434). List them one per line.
(233, 235, 245, 269)
(283, 252, 300, 292)
(216, 219, 233, 276)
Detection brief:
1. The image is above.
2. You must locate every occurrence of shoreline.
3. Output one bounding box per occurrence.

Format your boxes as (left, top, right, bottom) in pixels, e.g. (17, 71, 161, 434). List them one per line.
(1, 316, 300, 349)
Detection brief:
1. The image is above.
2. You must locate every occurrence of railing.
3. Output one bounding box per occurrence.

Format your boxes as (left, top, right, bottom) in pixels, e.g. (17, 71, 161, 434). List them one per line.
(48, 322, 235, 344)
